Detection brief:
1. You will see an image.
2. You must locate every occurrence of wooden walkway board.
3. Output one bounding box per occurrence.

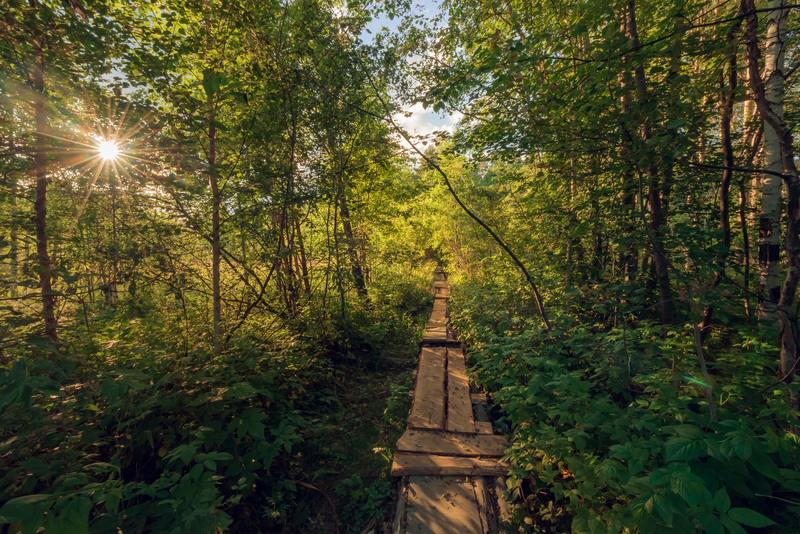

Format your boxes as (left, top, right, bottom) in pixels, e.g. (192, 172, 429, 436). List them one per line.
(431, 299, 447, 320)
(404, 477, 483, 534)
(396, 429, 506, 457)
(391, 452, 508, 476)
(475, 421, 494, 435)
(422, 326, 447, 343)
(408, 347, 446, 430)
(446, 348, 476, 433)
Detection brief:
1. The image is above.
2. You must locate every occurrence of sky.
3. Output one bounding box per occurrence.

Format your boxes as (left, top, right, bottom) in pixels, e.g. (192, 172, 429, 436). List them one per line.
(360, 1, 462, 143)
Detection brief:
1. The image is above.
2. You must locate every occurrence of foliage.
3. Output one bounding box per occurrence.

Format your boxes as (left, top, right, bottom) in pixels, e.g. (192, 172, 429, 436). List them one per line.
(0, 270, 430, 532)
(450, 279, 800, 533)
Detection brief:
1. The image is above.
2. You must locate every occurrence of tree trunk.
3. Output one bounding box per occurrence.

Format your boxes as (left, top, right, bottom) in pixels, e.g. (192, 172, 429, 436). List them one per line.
(294, 217, 311, 296)
(701, 20, 740, 343)
(757, 0, 785, 322)
(206, 2, 221, 354)
(743, 0, 799, 426)
(31, 33, 57, 341)
(626, 0, 675, 325)
(339, 196, 367, 299)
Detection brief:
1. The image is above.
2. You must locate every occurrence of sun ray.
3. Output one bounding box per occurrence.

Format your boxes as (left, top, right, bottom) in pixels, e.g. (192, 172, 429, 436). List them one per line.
(111, 159, 147, 256)
(35, 131, 100, 150)
(66, 161, 105, 240)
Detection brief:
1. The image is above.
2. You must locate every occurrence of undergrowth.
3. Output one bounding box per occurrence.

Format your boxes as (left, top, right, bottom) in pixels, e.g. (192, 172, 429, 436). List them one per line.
(0, 273, 430, 533)
(449, 277, 800, 534)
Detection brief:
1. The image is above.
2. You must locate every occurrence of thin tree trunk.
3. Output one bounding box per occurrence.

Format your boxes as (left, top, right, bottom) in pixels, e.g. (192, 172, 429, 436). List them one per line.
(206, 2, 221, 354)
(31, 31, 57, 341)
(339, 196, 367, 298)
(626, 0, 674, 325)
(295, 217, 311, 296)
(739, 178, 752, 317)
(701, 19, 741, 343)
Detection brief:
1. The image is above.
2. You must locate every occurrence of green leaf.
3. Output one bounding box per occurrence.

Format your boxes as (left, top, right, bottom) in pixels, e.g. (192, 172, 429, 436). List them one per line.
(666, 437, 704, 461)
(713, 488, 730, 513)
(727, 508, 776, 527)
(43, 496, 90, 534)
(0, 494, 53, 522)
(672, 425, 704, 440)
(748, 451, 782, 482)
(202, 70, 221, 99)
(720, 514, 748, 534)
(667, 118, 686, 129)
(649, 468, 670, 487)
(670, 470, 712, 507)
(571, 509, 605, 534)
(230, 91, 248, 104)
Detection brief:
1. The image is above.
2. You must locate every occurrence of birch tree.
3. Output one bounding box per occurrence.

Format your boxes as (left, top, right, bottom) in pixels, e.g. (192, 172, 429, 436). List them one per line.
(757, 0, 788, 321)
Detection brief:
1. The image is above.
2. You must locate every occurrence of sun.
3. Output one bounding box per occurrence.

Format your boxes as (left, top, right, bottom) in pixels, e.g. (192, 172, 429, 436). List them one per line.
(97, 139, 120, 161)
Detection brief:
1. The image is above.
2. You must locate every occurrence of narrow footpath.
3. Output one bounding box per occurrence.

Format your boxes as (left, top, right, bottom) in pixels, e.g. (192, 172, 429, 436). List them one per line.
(391, 267, 511, 534)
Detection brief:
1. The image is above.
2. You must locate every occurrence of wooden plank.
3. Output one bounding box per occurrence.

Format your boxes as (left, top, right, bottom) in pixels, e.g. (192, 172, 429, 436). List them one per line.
(392, 477, 408, 534)
(433, 281, 448, 288)
(422, 326, 447, 343)
(391, 453, 508, 477)
(471, 393, 487, 405)
(475, 421, 494, 435)
(474, 477, 498, 534)
(396, 429, 506, 457)
(494, 477, 512, 526)
(405, 476, 483, 534)
(407, 347, 446, 430)
(446, 348, 475, 433)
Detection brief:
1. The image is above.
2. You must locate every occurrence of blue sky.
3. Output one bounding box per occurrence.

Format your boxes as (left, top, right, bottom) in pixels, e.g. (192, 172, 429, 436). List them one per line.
(360, 1, 462, 140)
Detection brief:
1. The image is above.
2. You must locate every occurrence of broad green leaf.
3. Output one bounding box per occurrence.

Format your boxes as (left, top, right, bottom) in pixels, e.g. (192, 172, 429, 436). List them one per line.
(727, 508, 776, 528)
(665, 437, 704, 461)
(670, 471, 712, 507)
(0, 494, 53, 522)
(713, 488, 730, 513)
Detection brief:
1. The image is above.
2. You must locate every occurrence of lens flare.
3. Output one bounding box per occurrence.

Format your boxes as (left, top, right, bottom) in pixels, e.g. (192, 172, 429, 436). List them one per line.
(97, 139, 120, 161)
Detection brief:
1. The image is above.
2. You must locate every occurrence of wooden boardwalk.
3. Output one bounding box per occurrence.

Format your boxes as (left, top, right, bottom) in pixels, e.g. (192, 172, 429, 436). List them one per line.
(391, 267, 510, 534)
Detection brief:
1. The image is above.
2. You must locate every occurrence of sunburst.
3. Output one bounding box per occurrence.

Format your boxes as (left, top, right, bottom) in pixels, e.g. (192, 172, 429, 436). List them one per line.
(54, 97, 168, 242)
(97, 138, 121, 162)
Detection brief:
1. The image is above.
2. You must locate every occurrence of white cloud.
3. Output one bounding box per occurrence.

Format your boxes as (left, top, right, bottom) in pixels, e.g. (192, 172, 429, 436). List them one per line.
(392, 103, 462, 157)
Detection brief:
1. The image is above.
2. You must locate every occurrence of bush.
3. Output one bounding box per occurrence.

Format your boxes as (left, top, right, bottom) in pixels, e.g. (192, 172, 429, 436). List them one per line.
(450, 281, 800, 534)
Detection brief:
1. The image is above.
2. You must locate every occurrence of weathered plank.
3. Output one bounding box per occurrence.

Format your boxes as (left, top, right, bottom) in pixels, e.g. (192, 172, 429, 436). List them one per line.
(421, 326, 447, 343)
(474, 477, 498, 534)
(431, 301, 447, 324)
(475, 422, 494, 435)
(391, 452, 508, 477)
(407, 347, 446, 430)
(446, 348, 475, 434)
(405, 476, 483, 534)
(495, 477, 512, 526)
(396, 429, 506, 457)
(392, 477, 408, 534)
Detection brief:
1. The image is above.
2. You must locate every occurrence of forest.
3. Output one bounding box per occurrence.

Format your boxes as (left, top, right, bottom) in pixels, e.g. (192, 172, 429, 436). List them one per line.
(1, 0, 799, 532)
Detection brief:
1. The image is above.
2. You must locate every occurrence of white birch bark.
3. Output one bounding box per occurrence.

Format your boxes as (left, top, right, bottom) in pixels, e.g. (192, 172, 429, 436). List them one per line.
(757, 0, 786, 321)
